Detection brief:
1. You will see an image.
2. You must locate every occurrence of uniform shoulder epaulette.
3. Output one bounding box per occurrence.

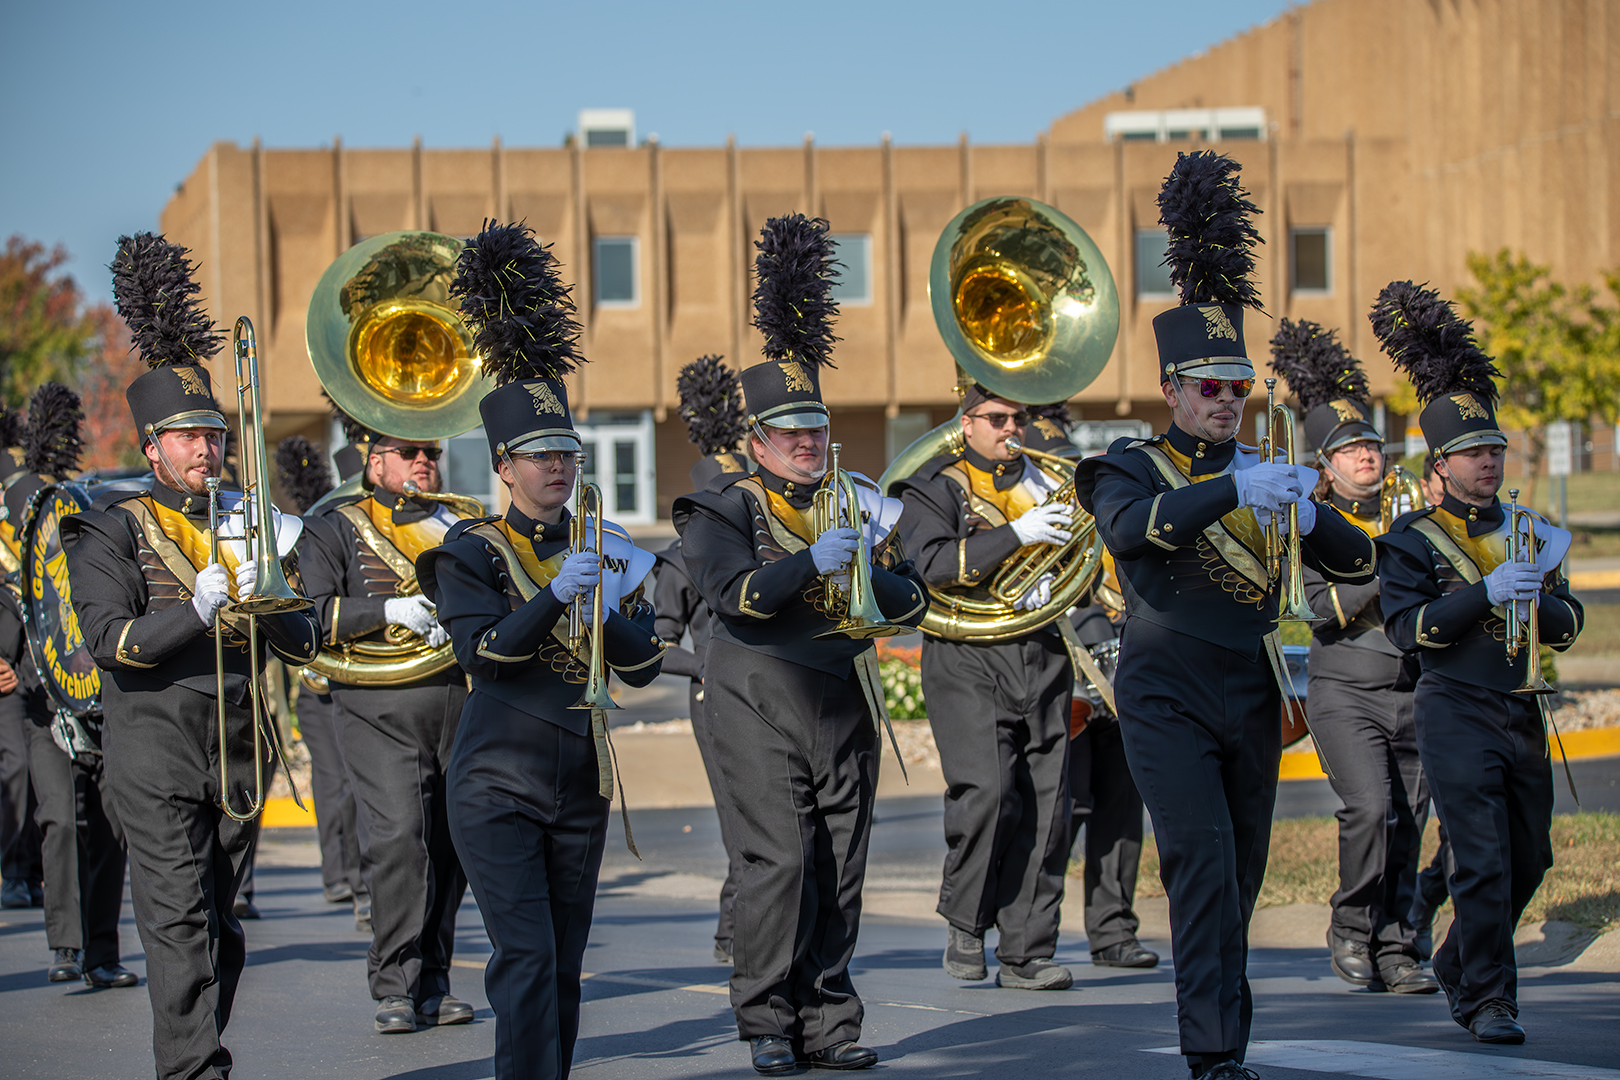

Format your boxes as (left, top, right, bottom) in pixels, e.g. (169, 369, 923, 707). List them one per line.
(1386, 506, 1437, 534)
(316, 491, 369, 516)
(445, 515, 501, 543)
(705, 469, 753, 495)
(1117, 435, 1159, 454)
(89, 487, 147, 512)
(907, 453, 963, 484)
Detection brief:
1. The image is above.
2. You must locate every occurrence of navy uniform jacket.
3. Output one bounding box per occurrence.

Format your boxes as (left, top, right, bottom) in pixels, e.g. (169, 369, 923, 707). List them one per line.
(652, 541, 706, 683)
(417, 504, 664, 739)
(1376, 493, 1582, 694)
(671, 469, 928, 676)
(890, 449, 1029, 597)
(1074, 427, 1377, 660)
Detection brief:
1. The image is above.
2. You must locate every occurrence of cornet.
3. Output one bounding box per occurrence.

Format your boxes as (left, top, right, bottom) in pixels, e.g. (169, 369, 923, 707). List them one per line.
(811, 444, 906, 640)
(567, 483, 619, 711)
(1505, 488, 1555, 696)
(1261, 379, 1319, 622)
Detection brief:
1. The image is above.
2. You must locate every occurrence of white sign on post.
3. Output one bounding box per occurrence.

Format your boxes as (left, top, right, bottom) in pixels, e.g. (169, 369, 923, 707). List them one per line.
(1546, 421, 1574, 477)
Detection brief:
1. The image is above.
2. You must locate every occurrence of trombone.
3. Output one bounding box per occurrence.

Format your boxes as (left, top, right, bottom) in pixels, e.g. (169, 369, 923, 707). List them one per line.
(1505, 488, 1556, 696)
(567, 483, 619, 711)
(210, 318, 314, 822)
(811, 444, 907, 640)
(1261, 379, 1318, 622)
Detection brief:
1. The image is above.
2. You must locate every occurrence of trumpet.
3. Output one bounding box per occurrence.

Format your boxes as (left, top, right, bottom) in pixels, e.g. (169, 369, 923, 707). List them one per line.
(1505, 488, 1555, 696)
(567, 483, 618, 711)
(1261, 379, 1318, 622)
(811, 444, 907, 640)
(212, 318, 314, 822)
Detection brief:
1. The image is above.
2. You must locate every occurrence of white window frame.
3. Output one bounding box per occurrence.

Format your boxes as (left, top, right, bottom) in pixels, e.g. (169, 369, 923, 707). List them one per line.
(593, 235, 640, 309)
(573, 410, 656, 526)
(1290, 226, 1333, 295)
(1134, 228, 1176, 300)
(828, 233, 873, 306)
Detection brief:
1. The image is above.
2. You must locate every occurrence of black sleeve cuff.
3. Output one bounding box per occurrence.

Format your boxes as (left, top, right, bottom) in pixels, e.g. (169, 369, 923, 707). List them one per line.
(958, 524, 1023, 588)
(730, 549, 819, 619)
(603, 607, 665, 687)
(109, 604, 208, 669)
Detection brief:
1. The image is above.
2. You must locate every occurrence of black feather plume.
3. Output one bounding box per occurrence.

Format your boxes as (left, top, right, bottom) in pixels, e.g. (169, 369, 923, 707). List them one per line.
(752, 214, 841, 369)
(677, 355, 746, 456)
(276, 435, 334, 514)
(1268, 319, 1370, 411)
(322, 391, 372, 447)
(0, 411, 24, 449)
(110, 233, 223, 367)
(1029, 401, 1073, 427)
(1368, 281, 1501, 405)
(1157, 151, 1265, 310)
(451, 219, 583, 386)
(23, 383, 82, 478)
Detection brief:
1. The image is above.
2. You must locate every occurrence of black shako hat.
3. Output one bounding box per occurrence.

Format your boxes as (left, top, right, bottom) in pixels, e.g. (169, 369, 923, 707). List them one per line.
(677, 354, 752, 490)
(3, 382, 84, 531)
(324, 390, 374, 482)
(450, 219, 586, 461)
(1018, 401, 1079, 460)
(1369, 281, 1506, 456)
(741, 214, 839, 431)
(111, 234, 228, 446)
(1269, 318, 1382, 456)
(1152, 151, 1265, 383)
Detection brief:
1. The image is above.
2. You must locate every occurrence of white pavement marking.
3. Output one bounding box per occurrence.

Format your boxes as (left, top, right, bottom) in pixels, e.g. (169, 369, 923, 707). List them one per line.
(1146, 1041, 1620, 1078)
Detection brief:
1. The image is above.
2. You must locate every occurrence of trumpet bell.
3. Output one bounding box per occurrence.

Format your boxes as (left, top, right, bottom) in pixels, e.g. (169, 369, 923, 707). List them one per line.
(930, 197, 1119, 404)
(308, 231, 492, 442)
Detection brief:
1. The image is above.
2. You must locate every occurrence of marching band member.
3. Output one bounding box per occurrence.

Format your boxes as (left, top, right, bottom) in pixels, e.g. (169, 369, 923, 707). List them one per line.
(299, 396, 478, 1033)
(661, 354, 752, 965)
(673, 215, 927, 1075)
(1372, 281, 1583, 1045)
(892, 387, 1079, 990)
(1269, 320, 1437, 995)
(65, 234, 319, 1080)
(1074, 153, 1376, 1080)
(4, 385, 133, 989)
(418, 219, 665, 1080)
(0, 412, 43, 912)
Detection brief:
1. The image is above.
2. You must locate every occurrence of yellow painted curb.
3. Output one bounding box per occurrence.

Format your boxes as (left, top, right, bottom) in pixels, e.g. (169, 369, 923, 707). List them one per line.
(1281, 725, 1620, 782)
(262, 797, 316, 828)
(1570, 569, 1620, 590)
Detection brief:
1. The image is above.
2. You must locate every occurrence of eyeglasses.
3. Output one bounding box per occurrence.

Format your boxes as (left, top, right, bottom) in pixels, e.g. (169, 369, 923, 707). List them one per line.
(374, 445, 443, 462)
(965, 410, 1030, 430)
(1184, 378, 1254, 399)
(512, 451, 580, 468)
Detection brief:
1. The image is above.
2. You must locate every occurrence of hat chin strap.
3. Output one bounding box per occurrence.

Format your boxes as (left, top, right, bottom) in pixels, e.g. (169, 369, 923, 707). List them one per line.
(751, 423, 827, 482)
(1319, 453, 1381, 501)
(500, 449, 568, 516)
(150, 436, 217, 498)
(1169, 378, 1232, 447)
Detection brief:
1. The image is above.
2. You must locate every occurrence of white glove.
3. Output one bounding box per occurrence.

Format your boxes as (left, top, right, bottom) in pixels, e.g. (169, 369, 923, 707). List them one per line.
(810, 527, 860, 574)
(1485, 561, 1543, 606)
(1296, 497, 1317, 536)
(1234, 462, 1305, 512)
(1011, 503, 1073, 547)
(234, 560, 257, 600)
(1014, 573, 1055, 611)
(549, 551, 601, 605)
(385, 595, 440, 640)
(192, 564, 231, 626)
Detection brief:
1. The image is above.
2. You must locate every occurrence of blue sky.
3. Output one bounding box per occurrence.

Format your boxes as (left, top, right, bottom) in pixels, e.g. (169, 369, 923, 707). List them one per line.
(1, 0, 1294, 302)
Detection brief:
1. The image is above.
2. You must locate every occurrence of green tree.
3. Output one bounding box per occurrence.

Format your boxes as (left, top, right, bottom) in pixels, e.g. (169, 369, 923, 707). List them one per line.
(1455, 249, 1620, 504)
(0, 236, 99, 404)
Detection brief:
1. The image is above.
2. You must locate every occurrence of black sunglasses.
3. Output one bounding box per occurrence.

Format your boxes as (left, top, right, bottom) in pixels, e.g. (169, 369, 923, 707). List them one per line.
(1185, 378, 1254, 399)
(375, 445, 443, 462)
(966, 410, 1030, 430)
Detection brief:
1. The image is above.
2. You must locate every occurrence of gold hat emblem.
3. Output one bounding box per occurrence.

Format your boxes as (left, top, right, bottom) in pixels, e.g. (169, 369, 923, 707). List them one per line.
(528, 381, 565, 415)
(779, 361, 814, 393)
(1034, 417, 1063, 439)
(1330, 399, 1361, 422)
(175, 367, 208, 396)
(1199, 306, 1238, 342)
(1451, 393, 1489, 420)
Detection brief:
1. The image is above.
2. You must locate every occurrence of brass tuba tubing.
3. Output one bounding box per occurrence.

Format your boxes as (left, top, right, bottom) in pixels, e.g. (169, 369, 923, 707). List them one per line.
(988, 438, 1083, 606)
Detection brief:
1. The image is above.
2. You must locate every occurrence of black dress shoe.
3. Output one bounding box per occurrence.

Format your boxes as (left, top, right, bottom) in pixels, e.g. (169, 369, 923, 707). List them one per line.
(1327, 930, 1378, 987)
(750, 1035, 797, 1075)
(1092, 941, 1160, 968)
(415, 994, 473, 1026)
(1469, 999, 1525, 1044)
(47, 948, 81, 982)
(1408, 898, 1438, 961)
(996, 957, 1074, 990)
(84, 963, 139, 988)
(1377, 956, 1439, 994)
(232, 896, 261, 920)
(1202, 1063, 1261, 1080)
(375, 996, 417, 1034)
(808, 1041, 878, 1070)
(354, 895, 373, 934)
(323, 882, 354, 904)
(943, 925, 987, 981)
(0, 879, 29, 909)
(28, 883, 43, 907)
(714, 940, 734, 965)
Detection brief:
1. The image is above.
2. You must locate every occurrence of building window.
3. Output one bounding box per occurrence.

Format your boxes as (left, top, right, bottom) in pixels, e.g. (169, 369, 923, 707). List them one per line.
(1220, 126, 1262, 140)
(1291, 227, 1331, 293)
(444, 427, 498, 510)
(578, 108, 635, 148)
(574, 410, 656, 525)
(593, 236, 638, 307)
(1135, 229, 1175, 298)
(829, 234, 872, 305)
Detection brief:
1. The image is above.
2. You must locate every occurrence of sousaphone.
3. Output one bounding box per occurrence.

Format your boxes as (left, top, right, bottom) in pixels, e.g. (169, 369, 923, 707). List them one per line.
(878, 197, 1120, 642)
(303, 231, 490, 687)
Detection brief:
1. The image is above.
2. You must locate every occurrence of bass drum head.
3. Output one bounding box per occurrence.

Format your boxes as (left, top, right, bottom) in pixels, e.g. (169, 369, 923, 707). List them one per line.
(23, 482, 100, 717)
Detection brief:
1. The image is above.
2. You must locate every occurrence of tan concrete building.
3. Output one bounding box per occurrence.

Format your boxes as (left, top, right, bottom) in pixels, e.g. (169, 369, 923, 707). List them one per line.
(161, 0, 1620, 517)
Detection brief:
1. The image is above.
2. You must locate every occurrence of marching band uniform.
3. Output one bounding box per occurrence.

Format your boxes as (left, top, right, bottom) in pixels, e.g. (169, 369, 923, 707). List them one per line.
(64, 232, 319, 1080)
(418, 219, 665, 1080)
(1371, 281, 1583, 1045)
(1269, 321, 1436, 994)
(1075, 153, 1376, 1080)
(892, 389, 1076, 989)
(0, 436, 43, 910)
(299, 448, 474, 1030)
(674, 214, 927, 1075)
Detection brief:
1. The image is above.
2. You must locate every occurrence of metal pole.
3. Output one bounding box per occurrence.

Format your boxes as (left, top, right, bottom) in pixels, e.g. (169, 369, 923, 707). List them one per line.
(1559, 474, 1568, 530)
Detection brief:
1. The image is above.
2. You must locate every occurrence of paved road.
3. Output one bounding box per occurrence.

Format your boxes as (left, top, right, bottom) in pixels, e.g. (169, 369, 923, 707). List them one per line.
(3, 782, 1618, 1079)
